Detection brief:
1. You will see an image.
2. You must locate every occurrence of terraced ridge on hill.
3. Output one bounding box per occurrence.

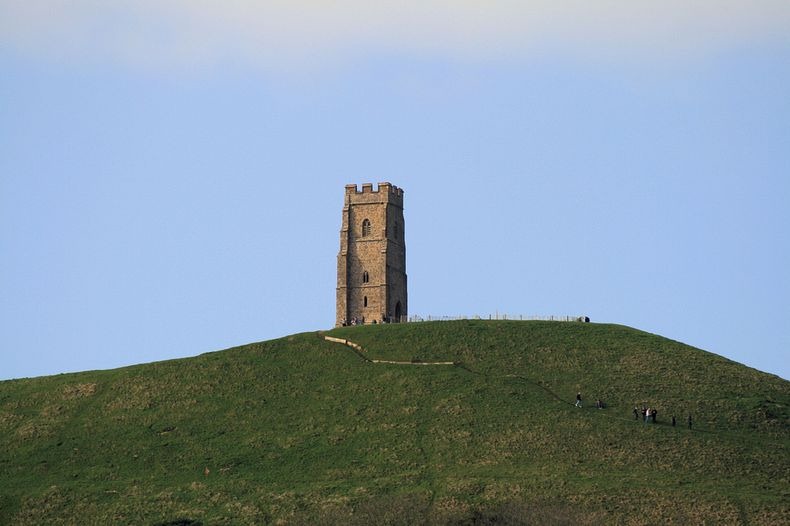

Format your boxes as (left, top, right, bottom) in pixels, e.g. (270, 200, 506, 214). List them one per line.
(0, 321, 788, 525)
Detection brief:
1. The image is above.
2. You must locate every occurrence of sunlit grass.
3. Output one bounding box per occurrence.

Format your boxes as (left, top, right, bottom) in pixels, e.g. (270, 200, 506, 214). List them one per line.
(1, 321, 787, 524)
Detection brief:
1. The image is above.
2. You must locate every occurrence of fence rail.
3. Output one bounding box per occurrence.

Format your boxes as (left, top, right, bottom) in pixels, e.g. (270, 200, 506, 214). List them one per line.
(404, 314, 590, 323)
(340, 314, 590, 326)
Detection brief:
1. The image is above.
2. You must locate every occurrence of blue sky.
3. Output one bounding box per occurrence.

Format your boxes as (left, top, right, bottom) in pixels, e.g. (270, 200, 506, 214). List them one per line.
(1, 2, 789, 381)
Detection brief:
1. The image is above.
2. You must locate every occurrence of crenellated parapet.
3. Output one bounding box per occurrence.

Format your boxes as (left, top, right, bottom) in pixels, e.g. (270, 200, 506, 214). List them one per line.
(344, 182, 404, 206)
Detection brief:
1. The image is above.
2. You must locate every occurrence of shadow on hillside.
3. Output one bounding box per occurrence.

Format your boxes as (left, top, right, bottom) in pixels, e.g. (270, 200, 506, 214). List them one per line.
(293, 496, 585, 526)
(155, 519, 202, 526)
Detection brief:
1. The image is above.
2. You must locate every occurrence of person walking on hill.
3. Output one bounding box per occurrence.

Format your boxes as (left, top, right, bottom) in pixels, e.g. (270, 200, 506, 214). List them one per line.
(633, 406, 639, 420)
(672, 415, 676, 427)
(687, 414, 693, 429)
(575, 392, 582, 408)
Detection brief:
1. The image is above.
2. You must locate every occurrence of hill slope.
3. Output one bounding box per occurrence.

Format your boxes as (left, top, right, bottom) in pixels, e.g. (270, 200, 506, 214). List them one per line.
(1, 321, 788, 524)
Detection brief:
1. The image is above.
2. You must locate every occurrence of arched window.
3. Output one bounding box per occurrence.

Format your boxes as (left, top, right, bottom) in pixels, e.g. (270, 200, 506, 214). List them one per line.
(364, 296, 368, 307)
(362, 271, 369, 283)
(361, 219, 371, 237)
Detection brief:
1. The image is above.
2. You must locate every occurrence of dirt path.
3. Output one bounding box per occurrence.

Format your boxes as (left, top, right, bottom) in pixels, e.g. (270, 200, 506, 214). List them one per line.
(323, 335, 455, 365)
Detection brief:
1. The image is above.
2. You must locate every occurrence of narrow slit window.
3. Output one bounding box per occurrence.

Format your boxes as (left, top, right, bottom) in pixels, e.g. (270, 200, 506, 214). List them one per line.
(364, 296, 368, 307)
(362, 271, 369, 283)
(362, 219, 371, 237)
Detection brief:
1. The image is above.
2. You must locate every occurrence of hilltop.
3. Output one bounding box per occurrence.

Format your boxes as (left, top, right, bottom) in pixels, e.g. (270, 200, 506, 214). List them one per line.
(1, 321, 788, 524)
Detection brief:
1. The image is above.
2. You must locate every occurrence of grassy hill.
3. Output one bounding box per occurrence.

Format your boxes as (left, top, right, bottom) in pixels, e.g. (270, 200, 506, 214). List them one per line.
(1, 321, 788, 525)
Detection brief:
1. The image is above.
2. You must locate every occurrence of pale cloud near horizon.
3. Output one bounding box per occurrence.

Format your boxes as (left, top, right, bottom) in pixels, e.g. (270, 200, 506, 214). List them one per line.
(1, 1, 789, 72)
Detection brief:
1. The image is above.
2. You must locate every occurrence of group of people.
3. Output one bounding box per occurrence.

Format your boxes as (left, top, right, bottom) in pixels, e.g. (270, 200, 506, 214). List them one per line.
(634, 405, 692, 428)
(341, 316, 375, 326)
(635, 406, 658, 424)
(340, 317, 364, 326)
(340, 315, 398, 327)
(575, 392, 693, 429)
(574, 392, 606, 409)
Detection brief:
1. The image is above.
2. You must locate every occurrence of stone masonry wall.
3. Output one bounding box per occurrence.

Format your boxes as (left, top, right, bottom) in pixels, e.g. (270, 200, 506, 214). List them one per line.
(336, 183, 407, 326)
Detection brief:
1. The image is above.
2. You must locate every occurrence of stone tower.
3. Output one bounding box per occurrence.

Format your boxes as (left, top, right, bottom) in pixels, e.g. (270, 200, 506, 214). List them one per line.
(336, 182, 407, 326)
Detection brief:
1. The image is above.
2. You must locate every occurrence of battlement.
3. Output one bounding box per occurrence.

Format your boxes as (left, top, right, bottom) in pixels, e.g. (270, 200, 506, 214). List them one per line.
(345, 182, 404, 198)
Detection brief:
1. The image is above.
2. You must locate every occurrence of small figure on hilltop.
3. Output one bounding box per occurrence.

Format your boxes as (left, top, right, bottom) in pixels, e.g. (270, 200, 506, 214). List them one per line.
(633, 406, 639, 420)
(687, 414, 693, 429)
(596, 399, 604, 409)
(672, 415, 676, 427)
(575, 392, 582, 408)
(652, 408, 658, 424)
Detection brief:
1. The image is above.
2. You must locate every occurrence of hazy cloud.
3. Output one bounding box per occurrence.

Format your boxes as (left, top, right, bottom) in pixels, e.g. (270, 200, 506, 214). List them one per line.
(2, 1, 789, 72)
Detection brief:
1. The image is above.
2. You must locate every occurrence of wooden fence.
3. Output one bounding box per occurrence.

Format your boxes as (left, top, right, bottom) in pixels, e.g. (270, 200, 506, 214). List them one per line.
(404, 314, 590, 323)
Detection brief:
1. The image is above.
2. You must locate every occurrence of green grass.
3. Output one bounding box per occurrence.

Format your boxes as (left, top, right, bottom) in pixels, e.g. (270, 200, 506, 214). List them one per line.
(1, 321, 788, 524)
